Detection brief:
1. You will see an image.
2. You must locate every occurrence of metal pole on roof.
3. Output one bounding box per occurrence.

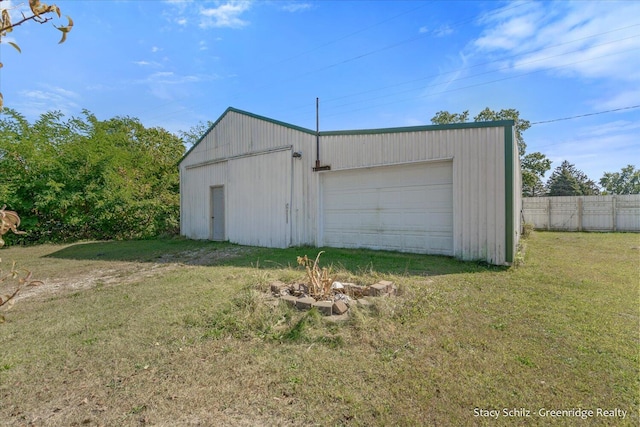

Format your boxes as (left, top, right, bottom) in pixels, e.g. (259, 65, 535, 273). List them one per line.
(315, 97, 320, 169)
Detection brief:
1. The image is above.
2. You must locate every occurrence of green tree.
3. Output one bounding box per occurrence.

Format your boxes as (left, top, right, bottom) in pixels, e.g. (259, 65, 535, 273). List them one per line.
(430, 110, 469, 125)
(179, 120, 215, 150)
(599, 165, 640, 195)
(430, 107, 549, 196)
(521, 152, 552, 197)
(546, 161, 599, 196)
(0, 109, 184, 243)
(473, 107, 530, 157)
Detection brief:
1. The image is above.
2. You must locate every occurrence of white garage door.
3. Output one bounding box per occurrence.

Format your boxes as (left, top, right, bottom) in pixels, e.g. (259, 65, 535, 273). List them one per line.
(321, 161, 453, 255)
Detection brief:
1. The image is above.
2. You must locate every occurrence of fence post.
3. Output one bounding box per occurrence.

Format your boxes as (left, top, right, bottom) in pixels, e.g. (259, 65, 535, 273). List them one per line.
(577, 197, 583, 231)
(547, 198, 551, 231)
(612, 196, 617, 232)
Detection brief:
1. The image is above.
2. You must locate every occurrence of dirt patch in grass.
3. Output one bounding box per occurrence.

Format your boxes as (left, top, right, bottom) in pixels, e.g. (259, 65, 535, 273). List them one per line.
(7, 243, 250, 303)
(154, 245, 250, 266)
(12, 261, 173, 302)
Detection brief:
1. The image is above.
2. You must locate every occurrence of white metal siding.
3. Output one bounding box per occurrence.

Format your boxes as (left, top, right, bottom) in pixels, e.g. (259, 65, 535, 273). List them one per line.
(321, 127, 508, 264)
(180, 111, 312, 168)
(227, 149, 291, 247)
(179, 110, 317, 246)
(321, 161, 453, 254)
(180, 161, 227, 240)
(180, 109, 518, 265)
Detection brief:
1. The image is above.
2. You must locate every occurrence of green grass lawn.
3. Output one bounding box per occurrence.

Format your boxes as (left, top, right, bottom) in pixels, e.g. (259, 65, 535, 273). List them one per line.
(0, 232, 638, 426)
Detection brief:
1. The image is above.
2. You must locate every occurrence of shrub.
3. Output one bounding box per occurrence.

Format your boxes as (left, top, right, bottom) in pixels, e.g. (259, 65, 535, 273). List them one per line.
(522, 222, 534, 239)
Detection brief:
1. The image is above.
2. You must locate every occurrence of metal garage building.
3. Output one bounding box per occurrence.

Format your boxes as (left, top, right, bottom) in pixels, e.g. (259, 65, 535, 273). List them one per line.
(179, 107, 521, 265)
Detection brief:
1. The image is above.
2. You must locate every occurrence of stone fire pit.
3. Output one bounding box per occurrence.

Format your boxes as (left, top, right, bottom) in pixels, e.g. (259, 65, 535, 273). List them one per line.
(269, 280, 397, 317)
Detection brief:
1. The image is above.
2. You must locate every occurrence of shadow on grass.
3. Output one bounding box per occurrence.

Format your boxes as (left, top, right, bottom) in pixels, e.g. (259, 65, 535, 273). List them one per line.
(45, 238, 509, 276)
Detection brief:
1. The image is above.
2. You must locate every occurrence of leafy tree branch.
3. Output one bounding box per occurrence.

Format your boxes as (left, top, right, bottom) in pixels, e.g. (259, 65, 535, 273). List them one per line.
(0, 0, 73, 108)
(600, 165, 639, 195)
(430, 107, 548, 196)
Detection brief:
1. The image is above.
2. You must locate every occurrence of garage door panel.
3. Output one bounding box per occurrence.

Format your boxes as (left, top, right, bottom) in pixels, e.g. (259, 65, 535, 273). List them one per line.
(427, 213, 453, 227)
(381, 189, 427, 206)
(322, 161, 453, 255)
(324, 192, 364, 208)
(427, 237, 453, 253)
(426, 186, 452, 199)
(324, 212, 369, 228)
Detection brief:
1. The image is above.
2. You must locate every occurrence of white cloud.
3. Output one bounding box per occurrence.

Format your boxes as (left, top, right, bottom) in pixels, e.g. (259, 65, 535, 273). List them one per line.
(199, 1, 251, 29)
(1, 1, 22, 21)
(578, 119, 640, 138)
(162, 0, 253, 30)
(419, 24, 453, 37)
(475, 10, 543, 50)
(594, 89, 640, 110)
(133, 72, 220, 100)
(162, 0, 191, 28)
(151, 46, 161, 53)
(434, 25, 453, 38)
(281, 2, 312, 13)
(1, 35, 19, 47)
(22, 88, 78, 101)
(473, 1, 640, 82)
(538, 114, 640, 180)
(17, 86, 80, 117)
(134, 60, 162, 67)
(420, 52, 470, 98)
(547, 129, 639, 177)
(85, 83, 112, 92)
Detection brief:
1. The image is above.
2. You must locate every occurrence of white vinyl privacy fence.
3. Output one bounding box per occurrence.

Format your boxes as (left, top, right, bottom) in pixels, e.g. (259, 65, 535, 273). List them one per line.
(522, 195, 640, 232)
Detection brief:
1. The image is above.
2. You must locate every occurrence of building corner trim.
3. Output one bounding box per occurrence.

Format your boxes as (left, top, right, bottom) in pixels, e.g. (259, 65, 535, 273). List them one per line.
(504, 125, 515, 264)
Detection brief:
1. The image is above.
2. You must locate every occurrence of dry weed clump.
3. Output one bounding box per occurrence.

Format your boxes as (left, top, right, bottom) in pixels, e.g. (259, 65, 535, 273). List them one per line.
(296, 251, 333, 300)
(0, 206, 42, 321)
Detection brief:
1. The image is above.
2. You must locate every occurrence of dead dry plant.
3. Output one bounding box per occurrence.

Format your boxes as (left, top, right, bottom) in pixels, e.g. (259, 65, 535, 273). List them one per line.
(0, 205, 25, 248)
(296, 251, 333, 300)
(1, 205, 42, 321)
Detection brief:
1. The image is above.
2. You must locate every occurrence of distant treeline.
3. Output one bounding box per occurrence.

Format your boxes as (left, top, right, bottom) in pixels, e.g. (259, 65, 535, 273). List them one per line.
(0, 109, 185, 244)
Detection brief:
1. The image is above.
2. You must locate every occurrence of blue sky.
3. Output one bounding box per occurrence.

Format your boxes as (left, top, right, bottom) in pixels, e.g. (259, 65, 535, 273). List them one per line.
(1, 0, 638, 183)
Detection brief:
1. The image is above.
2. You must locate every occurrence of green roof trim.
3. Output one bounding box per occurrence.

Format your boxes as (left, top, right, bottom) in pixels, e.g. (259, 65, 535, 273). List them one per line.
(179, 106, 516, 165)
(504, 124, 515, 264)
(225, 107, 317, 135)
(320, 120, 515, 136)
